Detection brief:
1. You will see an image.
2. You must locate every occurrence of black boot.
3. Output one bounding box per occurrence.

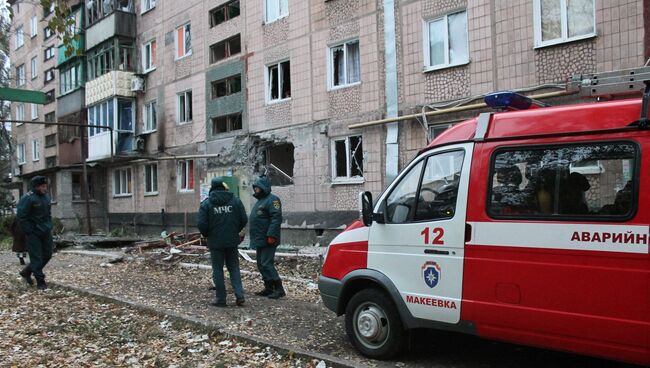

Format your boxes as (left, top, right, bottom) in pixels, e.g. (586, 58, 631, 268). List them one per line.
(268, 279, 285, 299)
(19, 267, 34, 286)
(36, 280, 48, 290)
(254, 280, 273, 296)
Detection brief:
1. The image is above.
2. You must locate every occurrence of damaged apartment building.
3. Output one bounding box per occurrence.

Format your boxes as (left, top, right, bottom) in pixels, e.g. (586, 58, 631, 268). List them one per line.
(7, 0, 649, 244)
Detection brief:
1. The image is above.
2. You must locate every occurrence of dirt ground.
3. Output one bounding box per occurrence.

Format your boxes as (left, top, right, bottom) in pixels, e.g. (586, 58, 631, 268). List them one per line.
(0, 249, 640, 368)
(0, 274, 328, 368)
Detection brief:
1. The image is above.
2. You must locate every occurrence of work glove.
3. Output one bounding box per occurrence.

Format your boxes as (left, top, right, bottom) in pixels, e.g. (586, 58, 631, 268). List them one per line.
(266, 236, 277, 246)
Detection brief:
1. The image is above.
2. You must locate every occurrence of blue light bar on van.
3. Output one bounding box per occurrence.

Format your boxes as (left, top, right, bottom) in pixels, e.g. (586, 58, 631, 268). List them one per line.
(484, 91, 533, 110)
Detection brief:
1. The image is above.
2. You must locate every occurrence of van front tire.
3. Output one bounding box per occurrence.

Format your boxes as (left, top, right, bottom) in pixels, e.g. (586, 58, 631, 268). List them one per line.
(345, 288, 405, 359)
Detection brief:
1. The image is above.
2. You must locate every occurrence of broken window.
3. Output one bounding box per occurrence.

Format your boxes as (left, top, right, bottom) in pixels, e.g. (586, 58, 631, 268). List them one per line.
(72, 173, 95, 200)
(267, 60, 291, 102)
(45, 156, 57, 168)
(266, 143, 294, 186)
(211, 75, 242, 99)
(45, 134, 56, 148)
(209, 0, 240, 27)
(332, 135, 363, 180)
(211, 113, 242, 134)
(330, 40, 360, 88)
(178, 160, 194, 191)
(209, 34, 241, 64)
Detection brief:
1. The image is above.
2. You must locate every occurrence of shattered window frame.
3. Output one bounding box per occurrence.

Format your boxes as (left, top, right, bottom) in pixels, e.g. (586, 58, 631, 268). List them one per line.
(211, 113, 242, 135)
(266, 60, 291, 103)
(329, 39, 361, 89)
(210, 34, 241, 64)
(331, 135, 364, 182)
(211, 74, 242, 99)
(177, 160, 195, 192)
(72, 172, 96, 201)
(210, 1, 240, 28)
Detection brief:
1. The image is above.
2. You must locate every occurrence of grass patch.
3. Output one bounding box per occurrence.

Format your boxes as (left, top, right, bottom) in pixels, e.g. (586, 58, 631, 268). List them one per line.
(0, 236, 12, 251)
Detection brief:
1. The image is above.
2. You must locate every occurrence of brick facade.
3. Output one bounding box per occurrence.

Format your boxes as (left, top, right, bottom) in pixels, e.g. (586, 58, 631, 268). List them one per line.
(7, 0, 649, 241)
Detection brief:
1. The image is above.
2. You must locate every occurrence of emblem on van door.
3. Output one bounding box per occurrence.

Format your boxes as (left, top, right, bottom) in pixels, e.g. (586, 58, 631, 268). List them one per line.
(422, 261, 441, 288)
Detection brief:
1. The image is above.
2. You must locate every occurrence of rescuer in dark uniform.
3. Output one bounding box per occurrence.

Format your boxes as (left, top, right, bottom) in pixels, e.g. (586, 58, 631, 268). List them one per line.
(198, 177, 248, 307)
(16, 176, 53, 290)
(249, 175, 285, 299)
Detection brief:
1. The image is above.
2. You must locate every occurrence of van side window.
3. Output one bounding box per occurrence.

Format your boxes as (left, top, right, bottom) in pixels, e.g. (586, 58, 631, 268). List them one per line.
(386, 150, 464, 223)
(487, 142, 637, 219)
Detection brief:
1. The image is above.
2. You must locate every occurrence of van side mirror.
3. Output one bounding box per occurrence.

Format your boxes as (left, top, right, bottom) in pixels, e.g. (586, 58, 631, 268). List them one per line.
(359, 191, 374, 226)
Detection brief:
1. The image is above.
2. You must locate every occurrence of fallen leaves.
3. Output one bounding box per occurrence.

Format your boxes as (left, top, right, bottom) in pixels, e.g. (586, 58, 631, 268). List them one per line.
(0, 275, 330, 367)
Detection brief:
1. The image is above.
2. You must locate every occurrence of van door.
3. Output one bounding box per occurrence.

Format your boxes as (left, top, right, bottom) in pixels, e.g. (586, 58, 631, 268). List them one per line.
(368, 142, 473, 324)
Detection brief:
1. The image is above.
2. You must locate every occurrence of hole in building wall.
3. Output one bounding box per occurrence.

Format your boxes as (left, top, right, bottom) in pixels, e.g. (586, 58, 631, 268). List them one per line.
(265, 142, 294, 186)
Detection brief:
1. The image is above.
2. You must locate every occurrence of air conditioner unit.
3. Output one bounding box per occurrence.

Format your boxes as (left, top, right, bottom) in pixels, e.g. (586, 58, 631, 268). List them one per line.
(130, 77, 145, 92)
(135, 136, 146, 151)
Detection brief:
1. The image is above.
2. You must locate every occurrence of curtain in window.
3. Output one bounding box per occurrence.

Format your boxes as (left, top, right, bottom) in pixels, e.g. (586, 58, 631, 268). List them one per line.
(346, 42, 360, 84)
(269, 65, 279, 99)
(448, 12, 468, 64)
(541, 0, 561, 41)
(567, 0, 594, 37)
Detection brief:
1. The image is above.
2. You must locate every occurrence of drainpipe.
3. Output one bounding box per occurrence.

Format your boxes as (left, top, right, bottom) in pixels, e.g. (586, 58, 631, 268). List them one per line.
(383, 0, 399, 184)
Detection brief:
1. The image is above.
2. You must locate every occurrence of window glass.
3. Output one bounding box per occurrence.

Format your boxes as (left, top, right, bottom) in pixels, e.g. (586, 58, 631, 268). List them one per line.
(346, 41, 360, 84)
(488, 142, 636, 218)
(541, 0, 562, 41)
(447, 12, 468, 65)
(428, 19, 445, 66)
(386, 161, 424, 223)
(415, 151, 464, 221)
(567, 0, 594, 37)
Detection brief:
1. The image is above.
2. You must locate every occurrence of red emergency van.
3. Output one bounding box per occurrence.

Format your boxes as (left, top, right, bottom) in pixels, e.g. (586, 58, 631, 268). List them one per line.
(318, 68, 650, 365)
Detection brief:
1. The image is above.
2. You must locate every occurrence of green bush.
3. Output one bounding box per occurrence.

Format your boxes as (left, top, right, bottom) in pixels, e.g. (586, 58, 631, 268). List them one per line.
(0, 215, 63, 236)
(0, 214, 15, 238)
(52, 217, 64, 235)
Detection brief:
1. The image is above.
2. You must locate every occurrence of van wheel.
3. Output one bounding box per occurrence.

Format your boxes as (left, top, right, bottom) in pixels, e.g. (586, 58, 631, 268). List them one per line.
(345, 288, 405, 359)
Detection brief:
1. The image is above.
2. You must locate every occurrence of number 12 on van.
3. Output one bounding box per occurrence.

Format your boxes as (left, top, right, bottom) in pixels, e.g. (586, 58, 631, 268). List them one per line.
(421, 227, 444, 245)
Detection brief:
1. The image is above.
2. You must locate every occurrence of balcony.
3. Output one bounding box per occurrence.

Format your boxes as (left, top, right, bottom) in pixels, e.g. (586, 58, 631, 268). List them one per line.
(86, 1, 136, 51)
(87, 97, 135, 161)
(85, 70, 135, 106)
(58, 34, 85, 66)
(57, 88, 85, 117)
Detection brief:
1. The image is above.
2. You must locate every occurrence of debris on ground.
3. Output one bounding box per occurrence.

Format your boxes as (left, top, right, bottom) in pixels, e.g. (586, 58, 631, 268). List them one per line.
(0, 274, 327, 367)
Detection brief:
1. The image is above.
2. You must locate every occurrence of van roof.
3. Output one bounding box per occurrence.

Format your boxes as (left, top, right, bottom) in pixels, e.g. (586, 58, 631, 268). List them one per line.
(426, 98, 643, 148)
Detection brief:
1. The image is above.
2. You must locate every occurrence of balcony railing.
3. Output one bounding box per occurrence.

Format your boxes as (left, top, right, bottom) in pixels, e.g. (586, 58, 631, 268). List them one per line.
(86, 0, 134, 28)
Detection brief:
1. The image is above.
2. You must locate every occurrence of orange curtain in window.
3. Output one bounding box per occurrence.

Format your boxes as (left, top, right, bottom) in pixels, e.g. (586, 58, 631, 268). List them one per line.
(176, 28, 184, 58)
(152, 40, 156, 65)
